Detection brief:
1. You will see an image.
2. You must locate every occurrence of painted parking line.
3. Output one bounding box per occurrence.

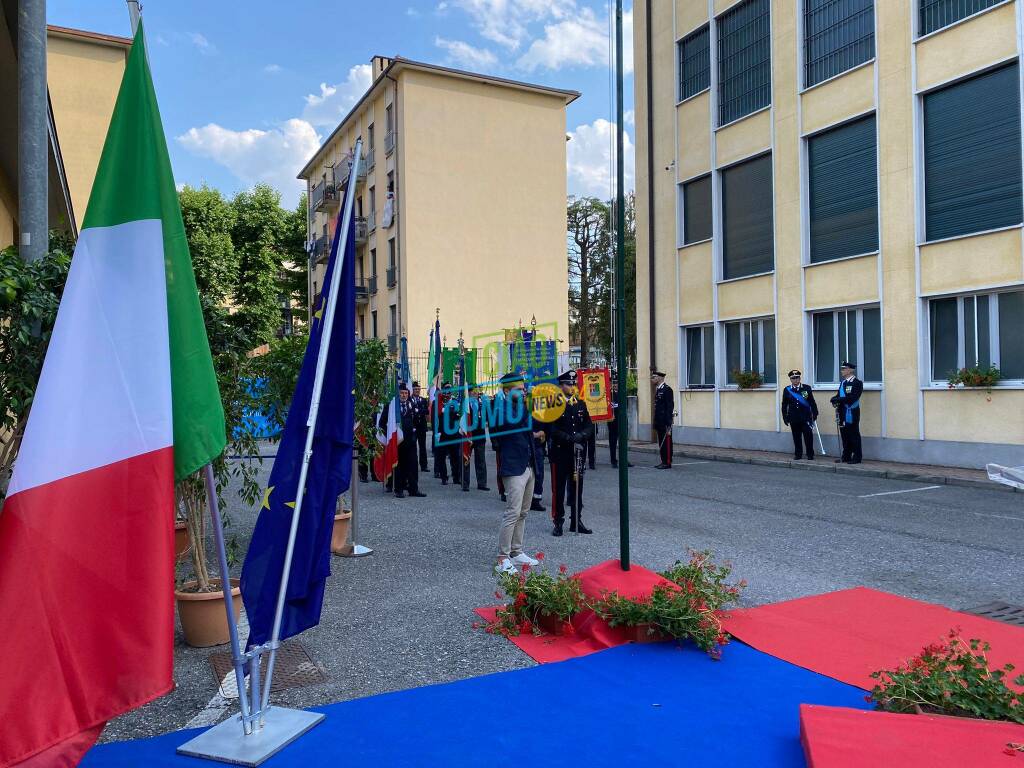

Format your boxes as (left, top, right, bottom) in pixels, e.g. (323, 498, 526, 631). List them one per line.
(858, 485, 942, 498)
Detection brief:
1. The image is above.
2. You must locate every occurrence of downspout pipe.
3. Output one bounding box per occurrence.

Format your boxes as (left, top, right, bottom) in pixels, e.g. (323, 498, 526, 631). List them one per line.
(18, 0, 48, 262)
(645, 0, 656, 377)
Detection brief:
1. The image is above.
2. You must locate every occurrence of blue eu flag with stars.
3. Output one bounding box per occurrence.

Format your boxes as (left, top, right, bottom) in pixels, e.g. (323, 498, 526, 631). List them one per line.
(241, 211, 356, 649)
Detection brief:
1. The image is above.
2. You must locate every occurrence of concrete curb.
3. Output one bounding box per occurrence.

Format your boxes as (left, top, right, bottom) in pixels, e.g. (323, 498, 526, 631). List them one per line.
(606, 441, 1018, 493)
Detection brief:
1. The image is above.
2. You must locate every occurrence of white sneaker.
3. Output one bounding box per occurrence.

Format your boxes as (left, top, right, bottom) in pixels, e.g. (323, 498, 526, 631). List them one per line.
(511, 553, 539, 567)
(494, 558, 517, 575)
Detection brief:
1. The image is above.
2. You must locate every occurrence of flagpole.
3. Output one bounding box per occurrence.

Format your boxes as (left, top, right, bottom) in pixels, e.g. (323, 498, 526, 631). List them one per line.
(259, 139, 363, 713)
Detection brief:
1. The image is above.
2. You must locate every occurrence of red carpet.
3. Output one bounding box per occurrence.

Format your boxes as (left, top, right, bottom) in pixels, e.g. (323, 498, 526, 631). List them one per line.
(722, 587, 1024, 690)
(800, 704, 1024, 767)
(475, 560, 674, 663)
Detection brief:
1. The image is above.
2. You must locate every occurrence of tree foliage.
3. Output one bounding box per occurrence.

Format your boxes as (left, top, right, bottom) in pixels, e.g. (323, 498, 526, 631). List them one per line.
(0, 237, 73, 498)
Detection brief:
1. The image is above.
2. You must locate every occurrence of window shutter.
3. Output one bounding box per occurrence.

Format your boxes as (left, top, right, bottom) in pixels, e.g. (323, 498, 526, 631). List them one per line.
(717, 0, 771, 125)
(809, 115, 879, 263)
(684, 175, 712, 244)
(679, 26, 710, 102)
(722, 154, 774, 279)
(920, 0, 1002, 37)
(924, 63, 1023, 242)
(804, 0, 874, 87)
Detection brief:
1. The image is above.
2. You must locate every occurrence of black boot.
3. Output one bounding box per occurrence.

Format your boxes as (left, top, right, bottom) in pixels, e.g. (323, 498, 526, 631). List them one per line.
(530, 498, 546, 512)
(570, 515, 592, 535)
(552, 522, 563, 537)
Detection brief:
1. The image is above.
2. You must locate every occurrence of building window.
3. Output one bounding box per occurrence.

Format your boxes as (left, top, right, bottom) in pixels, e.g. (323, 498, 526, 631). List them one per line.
(812, 307, 882, 385)
(359, 313, 365, 340)
(388, 238, 396, 269)
(684, 325, 715, 388)
(371, 310, 378, 339)
(923, 63, 1022, 242)
(724, 317, 776, 384)
(722, 154, 774, 279)
(370, 247, 377, 275)
(717, 0, 771, 125)
(368, 123, 374, 148)
(678, 25, 710, 101)
(808, 114, 878, 263)
(803, 0, 874, 88)
(385, 104, 394, 133)
(929, 289, 1024, 382)
(919, 0, 1002, 37)
(389, 304, 397, 334)
(683, 175, 712, 244)
(369, 186, 376, 215)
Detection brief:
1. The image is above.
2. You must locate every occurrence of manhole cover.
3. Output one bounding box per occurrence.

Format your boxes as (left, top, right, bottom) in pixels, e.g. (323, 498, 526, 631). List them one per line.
(207, 641, 326, 699)
(962, 601, 1024, 627)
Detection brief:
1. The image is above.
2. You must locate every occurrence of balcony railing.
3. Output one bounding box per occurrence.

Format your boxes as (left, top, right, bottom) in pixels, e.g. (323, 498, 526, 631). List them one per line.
(384, 131, 395, 155)
(387, 333, 398, 355)
(366, 147, 375, 170)
(311, 178, 336, 212)
(354, 216, 368, 244)
(312, 234, 329, 264)
(355, 277, 369, 303)
(386, 266, 397, 288)
(367, 209, 376, 231)
(333, 155, 368, 192)
(368, 275, 378, 294)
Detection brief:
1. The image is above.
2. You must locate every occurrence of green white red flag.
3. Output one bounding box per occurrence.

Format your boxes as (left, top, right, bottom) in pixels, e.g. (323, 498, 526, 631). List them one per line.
(0, 23, 224, 767)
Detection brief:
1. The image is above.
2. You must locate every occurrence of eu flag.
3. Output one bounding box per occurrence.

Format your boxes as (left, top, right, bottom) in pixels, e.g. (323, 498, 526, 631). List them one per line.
(241, 210, 356, 649)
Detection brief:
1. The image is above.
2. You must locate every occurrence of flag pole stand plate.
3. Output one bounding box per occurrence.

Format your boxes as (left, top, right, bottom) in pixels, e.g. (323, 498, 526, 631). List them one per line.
(339, 543, 373, 558)
(176, 708, 325, 766)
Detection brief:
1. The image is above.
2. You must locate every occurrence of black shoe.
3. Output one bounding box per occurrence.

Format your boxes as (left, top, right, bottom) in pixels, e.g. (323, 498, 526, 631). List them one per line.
(500, 493, 507, 503)
(478, 486, 490, 491)
(575, 522, 593, 535)
(611, 461, 618, 467)
(441, 478, 448, 485)
(552, 523, 563, 537)
(807, 455, 815, 461)
(461, 486, 469, 492)
(794, 455, 803, 461)
(530, 499, 546, 512)
(359, 477, 369, 483)
(409, 491, 426, 497)
(589, 464, 596, 470)
(394, 491, 406, 498)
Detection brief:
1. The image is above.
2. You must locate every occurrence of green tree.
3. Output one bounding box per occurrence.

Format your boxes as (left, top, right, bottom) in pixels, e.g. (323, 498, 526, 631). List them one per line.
(178, 185, 238, 303)
(567, 197, 612, 366)
(279, 192, 310, 319)
(231, 184, 289, 348)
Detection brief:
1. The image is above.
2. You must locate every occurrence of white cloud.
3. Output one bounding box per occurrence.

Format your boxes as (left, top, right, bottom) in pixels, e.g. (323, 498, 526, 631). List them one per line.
(189, 32, 216, 55)
(177, 119, 321, 207)
(516, 6, 632, 73)
(435, 36, 498, 70)
(566, 118, 635, 198)
(301, 64, 373, 128)
(624, 109, 634, 126)
(407, 6, 421, 15)
(263, 63, 282, 74)
(448, 0, 576, 51)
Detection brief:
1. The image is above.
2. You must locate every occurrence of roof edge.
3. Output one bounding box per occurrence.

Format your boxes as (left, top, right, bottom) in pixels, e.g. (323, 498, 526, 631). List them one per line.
(47, 24, 132, 49)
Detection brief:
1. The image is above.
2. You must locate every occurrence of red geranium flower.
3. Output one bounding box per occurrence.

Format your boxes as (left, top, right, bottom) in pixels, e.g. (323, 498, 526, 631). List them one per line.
(559, 564, 568, 574)
(494, 590, 502, 600)
(535, 552, 545, 561)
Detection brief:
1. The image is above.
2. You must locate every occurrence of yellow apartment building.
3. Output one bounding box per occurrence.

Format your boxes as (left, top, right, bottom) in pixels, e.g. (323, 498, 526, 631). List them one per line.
(634, 0, 1024, 468)
(298, 55, 576, 368)
(0, 18, 128, 248)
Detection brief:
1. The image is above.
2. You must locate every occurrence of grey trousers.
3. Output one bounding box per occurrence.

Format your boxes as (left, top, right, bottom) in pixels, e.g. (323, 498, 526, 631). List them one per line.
(499, 467, 534, 559)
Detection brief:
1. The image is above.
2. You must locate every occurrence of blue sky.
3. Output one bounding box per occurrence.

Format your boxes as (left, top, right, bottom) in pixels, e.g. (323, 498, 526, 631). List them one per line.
(48, 0, 635, 208)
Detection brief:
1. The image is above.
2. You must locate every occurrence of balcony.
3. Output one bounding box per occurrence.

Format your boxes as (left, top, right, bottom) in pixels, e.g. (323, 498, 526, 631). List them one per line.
(354, 216, 368, 245)
(368, 275, 378, 295)
(311, 178, 336, 212)
(366, 209, 376, 231)
(386, 266, 397, 288)
(366, 147, 375, 170)
(355, 277, 369, 304)
(312, 234, 329, 264)
(384, 131, 395, 155)
(387, 333, 398, 356)
(333, 155, 368, 191)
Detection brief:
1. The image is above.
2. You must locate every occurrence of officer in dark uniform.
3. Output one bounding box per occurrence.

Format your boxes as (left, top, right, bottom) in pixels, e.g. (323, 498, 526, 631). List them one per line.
(380, 383, 426, 498)
(437, 385, 463, 485)
(830, 361, 863, 464)
(548, 370, 594, 537)
(410, 381, 429, 471)
(607, 374, 632, 467)
(652, 370, 674, 468)
(781, 369, 819, 460)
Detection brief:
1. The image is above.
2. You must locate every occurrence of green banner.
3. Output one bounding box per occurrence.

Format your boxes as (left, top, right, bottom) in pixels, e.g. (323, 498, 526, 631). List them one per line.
(442, 348, 477, 387)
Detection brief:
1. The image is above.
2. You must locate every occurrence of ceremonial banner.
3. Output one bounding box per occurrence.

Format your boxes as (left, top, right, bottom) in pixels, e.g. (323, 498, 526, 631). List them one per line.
(0, 23, 225, 767)
(577, 368, 612, 422)
(442, 348, 477, 387)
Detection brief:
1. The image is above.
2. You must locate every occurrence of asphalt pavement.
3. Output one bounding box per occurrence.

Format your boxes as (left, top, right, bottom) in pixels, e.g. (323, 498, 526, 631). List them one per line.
(102, 445, 1024, 743)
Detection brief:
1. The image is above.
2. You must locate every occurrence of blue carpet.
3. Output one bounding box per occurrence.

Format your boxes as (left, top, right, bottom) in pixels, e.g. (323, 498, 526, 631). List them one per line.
(83, 642, 870, 767)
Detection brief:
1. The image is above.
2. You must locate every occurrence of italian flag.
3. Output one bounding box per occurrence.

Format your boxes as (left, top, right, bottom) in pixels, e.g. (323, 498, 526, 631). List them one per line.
(373, 374, 402, 483)
(0, 23, 225, 767)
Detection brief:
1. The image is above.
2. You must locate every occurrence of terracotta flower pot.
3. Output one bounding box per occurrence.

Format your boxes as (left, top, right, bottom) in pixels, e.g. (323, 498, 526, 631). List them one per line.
(537, 612, 575, 636)
(173, 521, 191, 562)
(629, 623, 667, 643)
(175, 578, 242, 648)
(331, 511, 352, 555)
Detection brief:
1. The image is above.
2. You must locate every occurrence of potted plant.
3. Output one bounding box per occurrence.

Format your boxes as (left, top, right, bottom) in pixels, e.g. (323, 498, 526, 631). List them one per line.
(482, 558, 587, 637)
(732, 369, 764, 390)
(868, 629, 1024, 724)
(947, 365, 1001, 393)
(331, 495, 352, 554)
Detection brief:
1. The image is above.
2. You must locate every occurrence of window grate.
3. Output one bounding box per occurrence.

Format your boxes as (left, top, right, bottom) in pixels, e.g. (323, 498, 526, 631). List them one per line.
(717, 0, 772, 126)
(804, 0, 874, 88)
(919, 0, 1002, 37)
(678, 26, 710, 102)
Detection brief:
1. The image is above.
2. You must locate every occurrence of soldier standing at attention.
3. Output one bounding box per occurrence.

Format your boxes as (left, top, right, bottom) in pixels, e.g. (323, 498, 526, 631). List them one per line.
(830, 361, 863, 464)
(381, 383, 426, 498)
(652, 371, 674, 469)
(410, 381, 429, 472)
(548, 371, 594, 537)
(781, 370, 818, 460)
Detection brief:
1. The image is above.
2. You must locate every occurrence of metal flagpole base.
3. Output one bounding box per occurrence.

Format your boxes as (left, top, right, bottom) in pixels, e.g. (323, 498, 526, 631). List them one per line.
(339, 542, 373, 557)
(176, 708, 325, 766)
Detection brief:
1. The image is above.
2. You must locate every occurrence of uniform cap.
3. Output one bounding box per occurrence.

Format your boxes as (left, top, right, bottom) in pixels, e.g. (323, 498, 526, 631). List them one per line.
(557, 370, 576, 384)
(651, 370, 666, 378)
(788, 369, 802, 378)
(500, 372, 525, 385)
(840, 361, 856, 370)
(398, 382, 409, 392)
(412, 380, 420, 387)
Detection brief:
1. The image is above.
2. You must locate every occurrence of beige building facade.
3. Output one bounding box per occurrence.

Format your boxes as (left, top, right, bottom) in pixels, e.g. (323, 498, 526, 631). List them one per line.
(299, 56, 575, 371)
(634, 0, 1024, 468)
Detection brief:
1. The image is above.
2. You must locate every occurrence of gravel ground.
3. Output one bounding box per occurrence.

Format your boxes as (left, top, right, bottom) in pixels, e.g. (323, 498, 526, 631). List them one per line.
(102, 445, 1024, 743)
